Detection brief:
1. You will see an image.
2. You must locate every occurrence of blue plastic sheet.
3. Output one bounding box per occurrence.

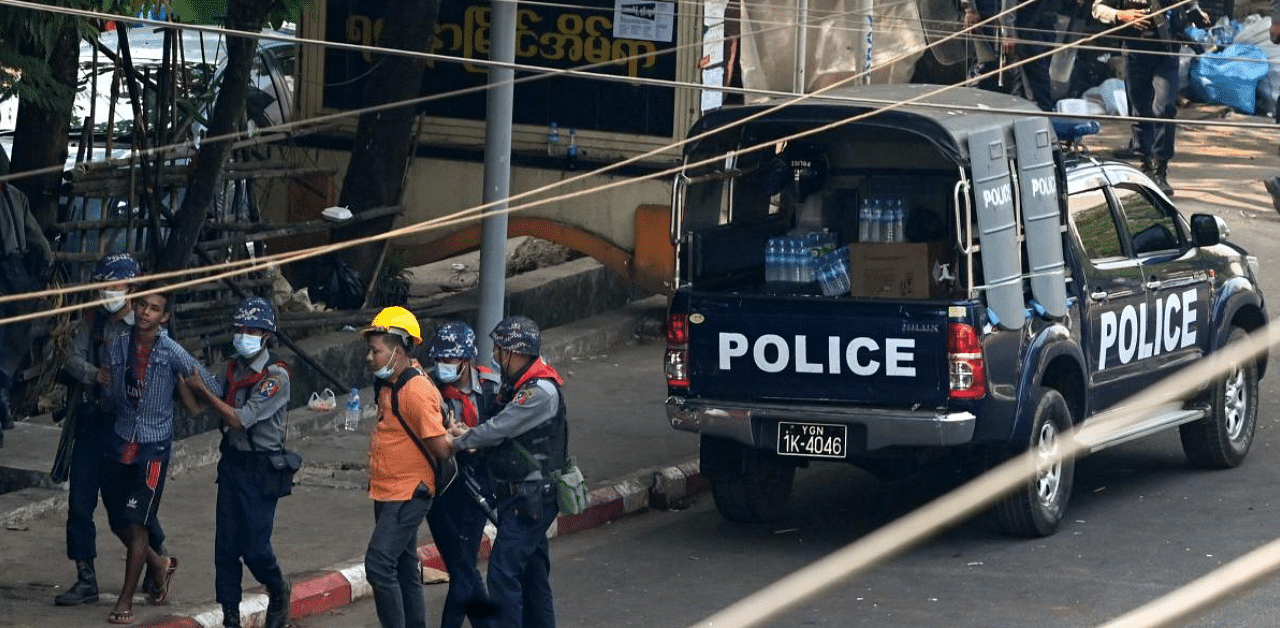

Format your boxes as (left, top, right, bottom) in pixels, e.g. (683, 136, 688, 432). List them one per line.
(1188, 43, 1270, 114)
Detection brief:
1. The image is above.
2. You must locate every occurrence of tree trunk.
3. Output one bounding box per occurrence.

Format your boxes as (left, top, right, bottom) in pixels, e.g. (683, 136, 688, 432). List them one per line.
(157, 0, 273, 271)
(332, 0, 442, 291)
(9, 21, 79, 228)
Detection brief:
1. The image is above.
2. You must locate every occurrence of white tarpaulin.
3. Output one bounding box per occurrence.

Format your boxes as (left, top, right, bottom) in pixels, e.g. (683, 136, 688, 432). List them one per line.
(738, 0, 927, 99)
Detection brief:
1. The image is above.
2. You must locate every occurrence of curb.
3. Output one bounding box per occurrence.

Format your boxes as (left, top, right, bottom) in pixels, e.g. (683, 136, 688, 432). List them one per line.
(139, 458, 704, 628)
(0, 295, 668, 528)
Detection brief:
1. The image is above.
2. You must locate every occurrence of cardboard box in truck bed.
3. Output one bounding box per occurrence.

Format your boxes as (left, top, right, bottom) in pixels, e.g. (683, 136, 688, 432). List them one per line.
(849, 242, 945, 298)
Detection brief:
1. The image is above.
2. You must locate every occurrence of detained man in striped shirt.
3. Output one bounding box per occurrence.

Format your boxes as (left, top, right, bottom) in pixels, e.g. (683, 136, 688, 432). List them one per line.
(100, 286, 219, 625)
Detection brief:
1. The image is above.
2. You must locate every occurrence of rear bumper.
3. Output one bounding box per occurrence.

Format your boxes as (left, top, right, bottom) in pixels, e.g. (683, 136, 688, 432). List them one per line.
(666, 396, 976, 451)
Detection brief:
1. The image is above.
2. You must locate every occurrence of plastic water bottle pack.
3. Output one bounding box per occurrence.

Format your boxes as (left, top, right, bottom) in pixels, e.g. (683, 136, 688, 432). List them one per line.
(766, 232, 837, 285)
(858, 196, 907, 243)
(817, 245, 852, 296)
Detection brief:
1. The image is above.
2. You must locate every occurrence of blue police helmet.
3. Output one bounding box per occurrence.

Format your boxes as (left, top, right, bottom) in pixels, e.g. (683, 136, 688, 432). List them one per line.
(233, 296, 276, 332)
(428, 321, 478, 360)
(490, 315, 540, 356)
(92, 253, 141, 282)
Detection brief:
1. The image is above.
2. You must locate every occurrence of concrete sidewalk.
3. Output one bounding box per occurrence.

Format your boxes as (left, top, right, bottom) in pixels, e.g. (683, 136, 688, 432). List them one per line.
(0, 295, 702, 628)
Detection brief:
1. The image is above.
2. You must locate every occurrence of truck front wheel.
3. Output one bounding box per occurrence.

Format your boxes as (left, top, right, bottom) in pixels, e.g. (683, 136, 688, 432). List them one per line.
(701, 436, 795, 522)
(1180, 327, 1259, 469)
(994, 387, 1075, 537)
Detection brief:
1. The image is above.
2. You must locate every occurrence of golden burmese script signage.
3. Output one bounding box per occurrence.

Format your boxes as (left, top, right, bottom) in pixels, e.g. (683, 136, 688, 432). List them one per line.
(324, 0, 679, 137)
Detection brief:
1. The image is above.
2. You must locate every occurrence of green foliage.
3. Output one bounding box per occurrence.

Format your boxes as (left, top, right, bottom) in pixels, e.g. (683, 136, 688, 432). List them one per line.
(0, 0, 306, 108)
(167, 0, 306, 29)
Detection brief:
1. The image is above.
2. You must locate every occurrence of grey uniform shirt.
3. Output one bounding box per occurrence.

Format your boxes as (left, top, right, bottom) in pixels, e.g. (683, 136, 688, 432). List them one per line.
(216, 350, 291, 452)
(65, 310, 131, 387)
(454, 378, 560, 481)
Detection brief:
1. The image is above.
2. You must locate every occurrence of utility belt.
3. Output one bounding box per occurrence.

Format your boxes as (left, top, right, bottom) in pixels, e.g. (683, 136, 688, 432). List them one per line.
(221, 447, 276, 468)
(493, 478, 550, 499)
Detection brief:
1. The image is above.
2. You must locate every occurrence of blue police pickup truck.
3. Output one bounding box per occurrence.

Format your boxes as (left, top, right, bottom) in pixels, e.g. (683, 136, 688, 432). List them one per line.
(663, 85, 1267, 536)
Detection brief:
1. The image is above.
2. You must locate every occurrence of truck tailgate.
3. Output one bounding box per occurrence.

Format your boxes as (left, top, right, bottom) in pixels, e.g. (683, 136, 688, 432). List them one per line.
(684, 294, 951, 407)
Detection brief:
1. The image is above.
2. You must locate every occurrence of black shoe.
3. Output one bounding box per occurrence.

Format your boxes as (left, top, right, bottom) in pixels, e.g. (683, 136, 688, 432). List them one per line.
(265, 580, 290, 628)
(1113, 146, 1145, 161)
(222, 603, 242, 628)
(54, 560, 99, 606)
(1264, 177, 1280, 215)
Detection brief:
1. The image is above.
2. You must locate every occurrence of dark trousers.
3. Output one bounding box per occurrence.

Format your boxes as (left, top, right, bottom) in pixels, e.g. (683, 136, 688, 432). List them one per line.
(487, 481, 557, 628)
(1014, 14, 1057, 111)
(214, 455, 286, 605)
(1125, 47, 1180, 161)
(367, 492, 433, 628)
(426, 474, 492, 628)
(67, 412, 165, 561)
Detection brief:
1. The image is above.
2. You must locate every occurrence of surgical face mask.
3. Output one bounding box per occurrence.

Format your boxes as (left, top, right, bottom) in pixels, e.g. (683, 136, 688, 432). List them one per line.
(373, 348, 399, 380)
(233, 333, 264, 359)
(101, 290, 128, 313)
(435, 362, 461, 384)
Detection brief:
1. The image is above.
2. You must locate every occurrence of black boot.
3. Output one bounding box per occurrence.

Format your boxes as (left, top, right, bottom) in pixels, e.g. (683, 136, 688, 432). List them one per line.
(222, 603, 242, 628)
(1144, 159, 1174, 196)
(54, 560, 99, 605)
(265, 580, 291, 628)
(0, 384, 12, 430)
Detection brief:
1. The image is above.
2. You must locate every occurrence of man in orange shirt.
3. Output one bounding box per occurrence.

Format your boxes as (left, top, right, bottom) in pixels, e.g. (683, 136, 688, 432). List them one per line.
(361, 307, 453, 628)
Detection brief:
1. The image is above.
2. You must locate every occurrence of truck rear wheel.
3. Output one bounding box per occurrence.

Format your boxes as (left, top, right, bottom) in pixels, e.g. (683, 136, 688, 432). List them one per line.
(995, 387, 1074, 537)
(701, 436, 794, 522)
(1180, 327, 1258, 469)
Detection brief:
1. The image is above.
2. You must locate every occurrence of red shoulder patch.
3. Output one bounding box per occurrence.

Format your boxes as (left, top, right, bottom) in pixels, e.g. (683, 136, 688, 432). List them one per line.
(255, 376, 282, 401)
(514, 388, 535, 405)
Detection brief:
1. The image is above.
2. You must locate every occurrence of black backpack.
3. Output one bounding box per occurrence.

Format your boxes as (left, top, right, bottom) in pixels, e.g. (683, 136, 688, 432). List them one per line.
(376, 367, 459, 496)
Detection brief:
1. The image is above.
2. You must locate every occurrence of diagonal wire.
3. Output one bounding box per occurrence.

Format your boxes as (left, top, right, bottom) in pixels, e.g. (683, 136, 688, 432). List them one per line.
(685, 320, 1280, 628)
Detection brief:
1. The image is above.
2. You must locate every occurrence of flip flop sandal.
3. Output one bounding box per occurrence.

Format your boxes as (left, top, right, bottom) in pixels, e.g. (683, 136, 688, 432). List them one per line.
(107, 609, 134, 624)
(149, 556, 178, 606)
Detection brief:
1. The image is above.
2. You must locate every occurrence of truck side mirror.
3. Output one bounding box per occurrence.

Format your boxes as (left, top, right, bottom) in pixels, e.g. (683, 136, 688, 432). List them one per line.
(1190, 214, 1226, 246)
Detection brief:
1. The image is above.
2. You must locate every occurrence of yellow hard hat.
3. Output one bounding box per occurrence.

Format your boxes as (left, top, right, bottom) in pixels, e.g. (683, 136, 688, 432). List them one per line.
(361, 306, 422, 346)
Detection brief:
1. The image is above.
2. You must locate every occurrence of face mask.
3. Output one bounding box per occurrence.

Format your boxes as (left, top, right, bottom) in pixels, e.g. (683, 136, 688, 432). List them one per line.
(101, 290, 128, 313)
(374, 348, 399, 380)
(233, 333, 264, 359)
(123, 310, 136, 326)
(435, 362, 461, 384)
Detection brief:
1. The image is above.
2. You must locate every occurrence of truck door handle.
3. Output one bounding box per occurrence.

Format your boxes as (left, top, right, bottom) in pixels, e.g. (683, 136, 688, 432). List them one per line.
(1090, 290, 1109, 301)
(1146, 279, 1163, 289)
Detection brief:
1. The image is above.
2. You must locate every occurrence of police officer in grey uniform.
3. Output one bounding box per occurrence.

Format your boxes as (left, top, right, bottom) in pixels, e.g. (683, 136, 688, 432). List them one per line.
(450, 316, 566, 628)
(183, 297, 291, 628)
(56, 254, 167, 606)
(426, 321, 500, 628)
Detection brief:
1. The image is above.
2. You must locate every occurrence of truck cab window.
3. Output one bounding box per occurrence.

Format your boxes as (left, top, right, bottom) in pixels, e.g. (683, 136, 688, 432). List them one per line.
(1113, 185, 1183, 256)
(1067, 188, 1124, 261)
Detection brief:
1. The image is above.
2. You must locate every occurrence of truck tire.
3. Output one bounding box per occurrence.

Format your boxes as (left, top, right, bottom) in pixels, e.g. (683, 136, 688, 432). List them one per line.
(1180, 327, 1259, 469)
(701, 436, 794, 523)
(995, 387, 1074, 537)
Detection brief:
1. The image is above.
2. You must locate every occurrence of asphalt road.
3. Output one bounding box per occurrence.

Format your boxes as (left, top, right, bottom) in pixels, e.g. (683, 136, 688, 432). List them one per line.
(297, 119, 1280, 628)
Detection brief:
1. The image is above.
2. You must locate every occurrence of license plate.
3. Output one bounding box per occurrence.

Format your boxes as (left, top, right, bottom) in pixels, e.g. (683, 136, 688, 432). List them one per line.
(776, 422, 847, 459)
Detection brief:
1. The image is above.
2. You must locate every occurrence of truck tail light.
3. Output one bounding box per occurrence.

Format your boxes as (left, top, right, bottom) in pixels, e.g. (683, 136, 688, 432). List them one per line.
(666, 312, 690, 388)
(947, 322, 987, 400)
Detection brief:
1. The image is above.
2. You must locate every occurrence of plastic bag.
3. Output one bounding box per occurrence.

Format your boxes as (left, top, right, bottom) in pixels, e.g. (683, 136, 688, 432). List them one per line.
(555, 457, 588, 515)
(314, 258, 366, 310)
(308, 388, 336, 411)
(1188, 43, 1269, 114)
(1231, 15, 1280, 117)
